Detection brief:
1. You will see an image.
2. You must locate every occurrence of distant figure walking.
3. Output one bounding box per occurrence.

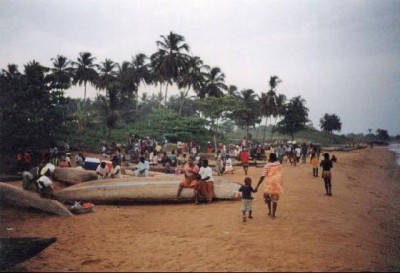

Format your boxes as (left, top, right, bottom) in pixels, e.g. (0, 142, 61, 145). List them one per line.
(240, 148, 250, 175)
(320, 153, 333, 196)
(310, 152, 319, 177)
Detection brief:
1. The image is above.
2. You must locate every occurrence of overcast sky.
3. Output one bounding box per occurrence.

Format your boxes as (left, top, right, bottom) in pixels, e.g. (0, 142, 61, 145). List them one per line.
(1, 0, 399, 135)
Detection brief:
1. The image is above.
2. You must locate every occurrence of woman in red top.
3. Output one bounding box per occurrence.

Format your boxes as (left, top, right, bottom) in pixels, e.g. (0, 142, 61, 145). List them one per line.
(240, 148, 250, 175)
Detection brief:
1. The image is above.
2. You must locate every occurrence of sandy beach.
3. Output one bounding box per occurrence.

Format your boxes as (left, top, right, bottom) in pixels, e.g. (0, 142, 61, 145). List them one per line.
(1, 147, 399, 272)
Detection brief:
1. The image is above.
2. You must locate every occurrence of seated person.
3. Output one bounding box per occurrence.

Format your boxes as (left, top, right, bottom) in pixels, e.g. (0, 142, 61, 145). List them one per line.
(59, 158, 69, 168)
(111, 161, 122, 178)
(161, 152, 173, 173)
(75, 153, 84, 166)
(134, 156, 149, 177)
(65, 153, 72, 167)
(169, 150, 178, 167)
(176, 158, 200, 199)
(22, 167, 40, 192)
(96, 161, 110, 179)
(149, 151, 160, 166)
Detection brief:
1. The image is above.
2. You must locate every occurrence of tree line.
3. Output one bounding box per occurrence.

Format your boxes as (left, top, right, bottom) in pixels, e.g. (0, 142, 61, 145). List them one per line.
(0, 31, 346, 171)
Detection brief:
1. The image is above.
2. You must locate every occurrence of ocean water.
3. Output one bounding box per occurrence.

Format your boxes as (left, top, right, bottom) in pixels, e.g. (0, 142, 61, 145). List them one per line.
(387, 143, 400, 166)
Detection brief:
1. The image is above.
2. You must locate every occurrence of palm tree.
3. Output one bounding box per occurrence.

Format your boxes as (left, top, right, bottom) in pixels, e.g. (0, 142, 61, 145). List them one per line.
(72, 52, 99, 100)
(116, 61, 134, 101)
(177, 56, 208, 114)
(96, 58, 117, 92)
(234, 89, 260, 139)
(269, 76, 282, 92)
(199, 67, 227, 98)
(227, 85, 239, 98)
(48, 55, 73, 92)
(130, 53, 151, 109)
(151, 31, 190, 105)
(277, 96, 309, 140)
(2, 64, 21, 81)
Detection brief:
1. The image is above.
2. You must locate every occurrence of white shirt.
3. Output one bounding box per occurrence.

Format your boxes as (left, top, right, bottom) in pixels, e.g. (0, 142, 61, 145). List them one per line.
(112, 165, 122, 178)
(37, 175, 52, 188)
(199, 166, 213, 182)
(40, 163, 56, 176)
(96, 164, 109, 179)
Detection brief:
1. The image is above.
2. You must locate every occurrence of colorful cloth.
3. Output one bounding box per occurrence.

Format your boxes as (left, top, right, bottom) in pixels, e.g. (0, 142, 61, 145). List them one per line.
(262, 162, 284, 194)
(310, 157, 318, 168)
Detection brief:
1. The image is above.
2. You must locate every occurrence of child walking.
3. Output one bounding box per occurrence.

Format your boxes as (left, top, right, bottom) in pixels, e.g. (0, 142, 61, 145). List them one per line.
(310, 152, 318, 177)
(239, 177, 257, 222)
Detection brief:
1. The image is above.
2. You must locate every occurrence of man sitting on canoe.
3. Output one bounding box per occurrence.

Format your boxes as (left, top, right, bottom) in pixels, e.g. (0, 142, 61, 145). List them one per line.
(134, 156, 149, 177)
(176, 157, 199, 199)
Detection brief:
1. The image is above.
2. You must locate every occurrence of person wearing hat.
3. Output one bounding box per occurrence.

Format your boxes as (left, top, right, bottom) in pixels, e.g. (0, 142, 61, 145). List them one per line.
(134, 156, 149, 177)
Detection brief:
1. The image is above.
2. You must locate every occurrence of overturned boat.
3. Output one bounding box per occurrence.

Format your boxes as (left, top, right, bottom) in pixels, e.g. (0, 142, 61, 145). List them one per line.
(0, 183, 73, 216)
(0, 237, 57, 270)
(55, 176, 241, 204)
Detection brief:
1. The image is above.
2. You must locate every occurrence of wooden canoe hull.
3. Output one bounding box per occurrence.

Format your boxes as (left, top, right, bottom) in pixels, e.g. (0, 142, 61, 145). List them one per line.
(55, 176, 240, 204)
(0, 183, 73, 216)
(0, 237, 57, 270)
(54, 167, 98, 185)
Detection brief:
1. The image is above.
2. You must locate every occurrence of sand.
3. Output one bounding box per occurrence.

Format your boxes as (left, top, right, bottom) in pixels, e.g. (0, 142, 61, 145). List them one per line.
(1, 147, 399, 272)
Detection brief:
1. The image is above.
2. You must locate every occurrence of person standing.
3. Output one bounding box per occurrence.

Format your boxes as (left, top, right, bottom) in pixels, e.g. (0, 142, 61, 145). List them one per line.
(255, 153, 284, 219)
(320, 153, 333, 196)
(310, 152, 319, 177)
(215, 150, 224, 176)
(240, 148, 250, 175)
(223, 154, 234, 174)
(195, 159, 214, 204)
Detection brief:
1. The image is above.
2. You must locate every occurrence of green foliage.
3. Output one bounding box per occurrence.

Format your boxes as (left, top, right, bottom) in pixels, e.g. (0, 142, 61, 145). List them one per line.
(230, 89, 261, 137)
(376, 128, 390, 141)
(277, 96, 309, 140)
(132, 108, 208, 142)
(0, 61, 72, 171)
(320, 113, 342, 134)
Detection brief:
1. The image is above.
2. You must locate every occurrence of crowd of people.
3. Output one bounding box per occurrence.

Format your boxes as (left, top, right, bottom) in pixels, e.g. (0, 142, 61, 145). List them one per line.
(16, 135, 337, 222)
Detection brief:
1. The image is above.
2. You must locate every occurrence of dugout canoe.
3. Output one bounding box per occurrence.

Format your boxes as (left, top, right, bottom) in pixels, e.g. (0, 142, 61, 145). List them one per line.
(0, 237, 57, 270)
(54, 167, 98, 185)
(0, 183, 73, 216)
(55, 176, 241, 204)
